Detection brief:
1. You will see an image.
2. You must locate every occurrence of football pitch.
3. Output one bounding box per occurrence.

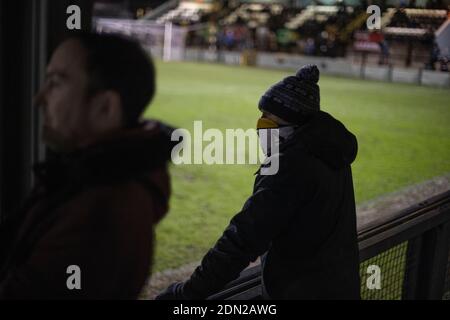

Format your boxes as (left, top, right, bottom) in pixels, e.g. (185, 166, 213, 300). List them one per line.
(144, 60, 450, 272)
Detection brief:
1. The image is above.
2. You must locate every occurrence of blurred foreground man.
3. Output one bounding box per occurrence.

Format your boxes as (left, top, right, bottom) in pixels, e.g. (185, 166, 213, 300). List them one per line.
(158, 65, 360, 300)
(0, 33, 173, 299)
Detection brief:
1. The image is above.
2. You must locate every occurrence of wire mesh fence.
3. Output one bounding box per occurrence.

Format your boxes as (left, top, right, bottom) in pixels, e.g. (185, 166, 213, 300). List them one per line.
(360, 241, 408, 300)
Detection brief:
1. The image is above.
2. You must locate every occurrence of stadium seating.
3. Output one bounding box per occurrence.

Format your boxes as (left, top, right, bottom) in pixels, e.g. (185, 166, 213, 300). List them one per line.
(137, 2, 449, 69)
(386, 8, 447, 36)
(221, 3, 285, 29)
(285, 5, 339, 30)
(156, 1, 214, 25)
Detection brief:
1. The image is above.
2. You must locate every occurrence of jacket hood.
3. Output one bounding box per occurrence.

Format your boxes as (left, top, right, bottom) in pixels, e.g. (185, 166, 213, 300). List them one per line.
(290, 111, 358, 170)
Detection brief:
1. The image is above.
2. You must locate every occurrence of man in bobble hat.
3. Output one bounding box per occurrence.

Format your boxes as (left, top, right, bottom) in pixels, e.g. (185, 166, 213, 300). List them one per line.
(158, 65, 361, 300)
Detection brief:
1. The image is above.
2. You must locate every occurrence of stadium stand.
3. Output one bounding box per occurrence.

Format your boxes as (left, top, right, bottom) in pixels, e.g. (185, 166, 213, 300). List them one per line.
(134, 0, 449, 71)
(155, 1, 215, 25)
(285, 5, 339, 30)
(379, 8, 448, 67)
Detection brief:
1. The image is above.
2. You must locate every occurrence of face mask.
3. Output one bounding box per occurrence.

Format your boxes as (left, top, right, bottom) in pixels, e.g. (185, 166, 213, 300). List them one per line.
(258, 128, 277, 156)
(257, 117, 296, 156)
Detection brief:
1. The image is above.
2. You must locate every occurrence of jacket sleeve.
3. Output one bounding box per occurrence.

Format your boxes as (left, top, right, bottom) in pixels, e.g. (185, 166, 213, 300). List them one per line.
(182, 164, 310, 299)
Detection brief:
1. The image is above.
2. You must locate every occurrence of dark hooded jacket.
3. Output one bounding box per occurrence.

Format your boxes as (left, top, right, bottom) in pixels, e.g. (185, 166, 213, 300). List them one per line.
(0, 120, 174, 299)
(174, 111, 360, 300)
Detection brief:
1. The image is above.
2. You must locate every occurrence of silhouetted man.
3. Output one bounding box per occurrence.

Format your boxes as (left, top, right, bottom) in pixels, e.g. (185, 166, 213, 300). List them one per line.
(157, 65, 360, 300)
(0, 32, 173, 299)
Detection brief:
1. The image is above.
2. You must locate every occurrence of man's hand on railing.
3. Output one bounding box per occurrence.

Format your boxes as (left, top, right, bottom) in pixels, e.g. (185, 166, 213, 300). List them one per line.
(155, 282, 188, 300)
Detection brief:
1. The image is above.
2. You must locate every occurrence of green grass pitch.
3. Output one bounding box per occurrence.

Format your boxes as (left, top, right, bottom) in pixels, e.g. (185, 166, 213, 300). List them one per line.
(144, 61, 450, 272)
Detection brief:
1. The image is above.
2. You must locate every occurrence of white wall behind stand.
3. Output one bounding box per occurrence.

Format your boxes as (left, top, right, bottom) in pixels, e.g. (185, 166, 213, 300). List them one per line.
(254, 51, 450, 88)
(220, 51, 241, 65)
(421, 70, 450, 87)
(256, 52, 329, 72)
(203, 50, 219, 63)
(180, 48, 450, 88)
(319, 59, 361, 78)
(364, 65, 391, 82)
(392, 67, 421, 84)
(184, 48, 241, 65)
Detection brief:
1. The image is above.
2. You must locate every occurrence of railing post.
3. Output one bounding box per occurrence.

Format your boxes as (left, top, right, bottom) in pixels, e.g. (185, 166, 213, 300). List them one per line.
(407, 221, 450, 299)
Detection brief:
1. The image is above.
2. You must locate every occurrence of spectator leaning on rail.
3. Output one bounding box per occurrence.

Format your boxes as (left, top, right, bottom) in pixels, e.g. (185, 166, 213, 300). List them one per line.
(0, 32, 175, 299)
(157, 64, 361, 300)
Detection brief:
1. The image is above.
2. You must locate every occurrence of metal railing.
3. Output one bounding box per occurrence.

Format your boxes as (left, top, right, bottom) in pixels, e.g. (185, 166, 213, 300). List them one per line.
(208, 190, 450, 300)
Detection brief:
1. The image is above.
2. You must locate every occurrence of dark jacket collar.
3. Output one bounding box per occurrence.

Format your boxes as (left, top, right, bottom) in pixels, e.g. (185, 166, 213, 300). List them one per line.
(33, 120, 176, 191)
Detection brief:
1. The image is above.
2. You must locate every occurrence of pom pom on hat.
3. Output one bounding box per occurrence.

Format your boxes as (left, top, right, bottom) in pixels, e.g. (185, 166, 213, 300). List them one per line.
(296, 64, 319, 84)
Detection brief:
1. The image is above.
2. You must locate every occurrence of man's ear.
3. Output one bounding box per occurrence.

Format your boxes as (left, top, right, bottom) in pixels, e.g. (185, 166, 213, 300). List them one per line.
(89, 90, 123, 130)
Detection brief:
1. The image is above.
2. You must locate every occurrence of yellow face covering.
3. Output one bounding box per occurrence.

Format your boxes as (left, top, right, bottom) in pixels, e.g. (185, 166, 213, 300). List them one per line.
(257, 117, 278, 130)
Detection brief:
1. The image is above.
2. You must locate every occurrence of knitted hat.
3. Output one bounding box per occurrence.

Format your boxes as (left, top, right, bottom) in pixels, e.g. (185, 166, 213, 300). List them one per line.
(258, 64, 320, 124)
